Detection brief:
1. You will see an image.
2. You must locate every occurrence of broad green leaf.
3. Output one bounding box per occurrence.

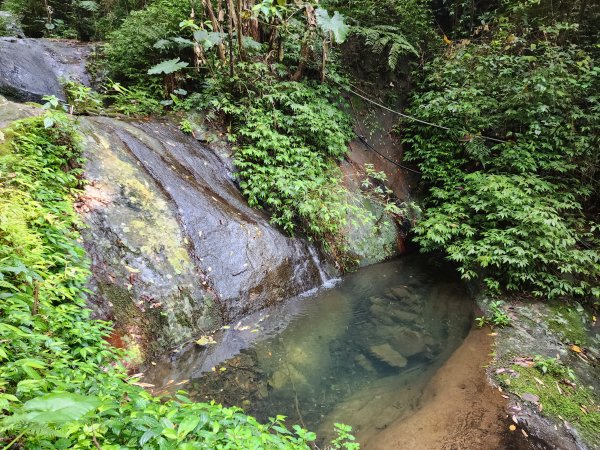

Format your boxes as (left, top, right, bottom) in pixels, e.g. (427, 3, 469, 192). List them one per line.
(148, 58, 189, 75)
(24, 393, 100, 424)
(315, 8, 349, 44)
(178, 415, 201, 439)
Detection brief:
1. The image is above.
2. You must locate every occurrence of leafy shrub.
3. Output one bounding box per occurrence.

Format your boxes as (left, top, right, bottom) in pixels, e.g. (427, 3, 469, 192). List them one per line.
(104, 0, 199, 82)
(187, 62, 355, 253)
(0, 115, 356, 448)
(476, 300, 510, 327)
(2, 0, 149, 39)
(403, 23, 600, 300)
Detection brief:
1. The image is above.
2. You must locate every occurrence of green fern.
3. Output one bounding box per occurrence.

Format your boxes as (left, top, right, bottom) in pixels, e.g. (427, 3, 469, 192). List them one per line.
(354, 25, 418, 70)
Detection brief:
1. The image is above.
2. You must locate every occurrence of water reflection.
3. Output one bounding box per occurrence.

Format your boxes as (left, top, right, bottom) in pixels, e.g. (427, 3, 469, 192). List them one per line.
(145, 256, 473, 441)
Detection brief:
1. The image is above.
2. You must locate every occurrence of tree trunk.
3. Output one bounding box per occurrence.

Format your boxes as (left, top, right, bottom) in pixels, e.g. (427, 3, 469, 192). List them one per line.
(245, 0, 260, 42)
(202, 0, 226, 62)
(226, 0, 235, 77)
(321, 38, 328, 83)
(235, 0, 246, 60)
(291, 4, 316, 81)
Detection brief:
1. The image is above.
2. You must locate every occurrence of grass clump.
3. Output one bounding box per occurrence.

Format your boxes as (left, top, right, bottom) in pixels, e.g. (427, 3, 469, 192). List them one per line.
(0, 114, 356, 448)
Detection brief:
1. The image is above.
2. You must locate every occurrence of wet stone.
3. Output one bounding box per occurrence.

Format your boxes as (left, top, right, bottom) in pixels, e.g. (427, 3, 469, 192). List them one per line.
(370, 343, 408, 368)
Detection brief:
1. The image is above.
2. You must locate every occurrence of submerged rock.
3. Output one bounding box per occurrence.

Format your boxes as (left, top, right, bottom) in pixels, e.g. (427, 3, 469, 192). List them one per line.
(370, 343, 408, 368)
(0, 38, 91, 102)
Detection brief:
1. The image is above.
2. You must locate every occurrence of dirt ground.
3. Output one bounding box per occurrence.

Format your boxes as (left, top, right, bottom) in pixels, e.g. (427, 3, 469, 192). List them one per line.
(362, 327, 529, 450)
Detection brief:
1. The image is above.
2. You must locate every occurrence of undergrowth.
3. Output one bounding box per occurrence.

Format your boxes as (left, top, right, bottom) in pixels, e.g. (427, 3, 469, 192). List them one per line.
(0, 114, 356, 448)
(403, 20, 600, 301)
(182, 62, 361, 259)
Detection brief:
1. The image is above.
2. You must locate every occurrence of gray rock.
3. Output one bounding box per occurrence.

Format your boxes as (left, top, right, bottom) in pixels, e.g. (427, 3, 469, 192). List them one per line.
(0, 38, 91, 102)
(369, 343, 408, 368)
(76, 116, 326, 355)
(0, 11, 24, 38)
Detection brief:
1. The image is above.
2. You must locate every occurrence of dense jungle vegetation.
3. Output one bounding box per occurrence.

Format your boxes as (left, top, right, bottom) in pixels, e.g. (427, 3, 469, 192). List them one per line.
(0, 0, 599, 448)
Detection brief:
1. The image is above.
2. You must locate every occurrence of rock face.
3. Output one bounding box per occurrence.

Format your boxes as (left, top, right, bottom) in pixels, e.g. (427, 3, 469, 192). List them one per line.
(76, 116, 326, 354)
(0, 38, 91, 102)
(0, 95, 40, 127)
(486, 298, 600, 450)
(0, 11, 24, 38)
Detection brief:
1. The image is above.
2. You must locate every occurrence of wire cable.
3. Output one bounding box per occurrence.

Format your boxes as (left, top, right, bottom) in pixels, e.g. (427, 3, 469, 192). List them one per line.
(353, 131, 422, 175)
(341, 81, 510, 145)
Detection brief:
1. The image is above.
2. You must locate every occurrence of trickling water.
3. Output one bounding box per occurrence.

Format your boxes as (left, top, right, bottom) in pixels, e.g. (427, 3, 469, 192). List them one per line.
(145, 255, 473, 442)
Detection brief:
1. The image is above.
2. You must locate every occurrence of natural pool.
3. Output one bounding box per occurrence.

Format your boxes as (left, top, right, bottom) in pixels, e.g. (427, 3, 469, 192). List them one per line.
(145, 255, 474, 444)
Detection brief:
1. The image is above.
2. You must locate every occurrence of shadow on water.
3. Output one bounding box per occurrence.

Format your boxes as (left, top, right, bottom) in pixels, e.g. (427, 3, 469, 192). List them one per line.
(145, 255, 474, 443)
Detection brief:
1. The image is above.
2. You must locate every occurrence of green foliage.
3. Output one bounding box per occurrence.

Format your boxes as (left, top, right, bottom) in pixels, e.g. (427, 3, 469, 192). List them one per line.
(186, 62, 355, 252)
(403, 22, 600, 300)
(0, 115, 355, 449)
(1, 0, 149, 39)
(104, 0, 198, 82)
(148, 57, 190, 75)
(323, 0, 436, 51)
(0, 14, 10, 36)
(476, 300, 510, 327)
(353, 25, 418, 71)
(63, 80, 105, 115)
(361, 164, 420, 222)
(315, 8, 350, 44)
(330, 423, 360, 450)
(533, 356, 575, 380)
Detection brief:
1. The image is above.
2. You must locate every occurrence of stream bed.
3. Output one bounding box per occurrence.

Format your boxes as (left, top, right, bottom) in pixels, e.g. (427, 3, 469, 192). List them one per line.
(145, 255, 474, 443)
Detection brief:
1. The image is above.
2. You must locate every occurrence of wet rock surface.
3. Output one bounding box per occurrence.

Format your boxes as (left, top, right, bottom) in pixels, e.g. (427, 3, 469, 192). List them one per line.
(484, 299, 600, 450)
(0, 95, 41, 127)
(65, 114, 329, 357)
(0, 37, 91, 102)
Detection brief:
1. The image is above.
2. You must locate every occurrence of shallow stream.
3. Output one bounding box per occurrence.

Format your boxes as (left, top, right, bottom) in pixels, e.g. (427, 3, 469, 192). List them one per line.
(145, 256, 473, 443)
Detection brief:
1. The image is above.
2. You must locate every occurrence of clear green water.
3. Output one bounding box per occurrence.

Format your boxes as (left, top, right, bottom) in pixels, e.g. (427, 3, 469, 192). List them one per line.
(146, 256, 473, 441)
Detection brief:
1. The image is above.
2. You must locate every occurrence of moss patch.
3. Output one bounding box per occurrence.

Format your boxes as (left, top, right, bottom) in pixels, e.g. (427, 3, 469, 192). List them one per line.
(498, 365, 600, 443)
(548, 303, 590, 345)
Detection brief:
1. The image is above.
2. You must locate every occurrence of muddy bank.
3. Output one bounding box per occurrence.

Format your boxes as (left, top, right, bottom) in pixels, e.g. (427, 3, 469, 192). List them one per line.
(363, 327, 528, 450)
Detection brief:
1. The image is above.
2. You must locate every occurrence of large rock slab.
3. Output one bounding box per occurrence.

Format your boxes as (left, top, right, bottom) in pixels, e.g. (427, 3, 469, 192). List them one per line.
(77, 116, 325, 355)
(0, 37, 91, 102)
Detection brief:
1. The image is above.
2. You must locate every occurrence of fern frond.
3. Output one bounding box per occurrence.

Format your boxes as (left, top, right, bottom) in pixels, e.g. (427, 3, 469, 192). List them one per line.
(353, 25, 419, 70)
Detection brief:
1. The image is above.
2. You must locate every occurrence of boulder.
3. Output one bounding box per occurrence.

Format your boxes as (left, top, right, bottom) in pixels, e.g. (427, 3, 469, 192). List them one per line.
(0, 37, 91, 102)
(75, 116, 326, 355)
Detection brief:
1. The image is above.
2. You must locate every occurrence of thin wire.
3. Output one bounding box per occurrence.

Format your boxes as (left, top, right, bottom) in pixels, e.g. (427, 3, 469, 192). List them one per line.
(353, 131, 422, 175)
(341, 82, 510, 145)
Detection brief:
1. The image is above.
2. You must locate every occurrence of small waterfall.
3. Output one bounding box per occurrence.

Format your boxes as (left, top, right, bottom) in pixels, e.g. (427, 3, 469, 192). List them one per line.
(307, 245, 340, 289)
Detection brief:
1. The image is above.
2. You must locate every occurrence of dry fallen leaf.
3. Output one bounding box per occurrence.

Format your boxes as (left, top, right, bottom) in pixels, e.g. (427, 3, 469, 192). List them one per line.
(521, 393, 539, 404)
(570, 344, 582, 353)
(131, 381, 155, 388)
